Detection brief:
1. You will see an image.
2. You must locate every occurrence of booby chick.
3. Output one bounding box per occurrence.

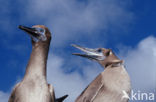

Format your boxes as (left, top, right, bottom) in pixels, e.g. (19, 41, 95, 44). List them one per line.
(72, 44, 131, 102)
(8, 25, 68, 102)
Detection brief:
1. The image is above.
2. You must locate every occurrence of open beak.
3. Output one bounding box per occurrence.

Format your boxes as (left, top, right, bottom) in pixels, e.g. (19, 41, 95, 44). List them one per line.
(19, 25, 39, 38)
(72, 44, 105, 61)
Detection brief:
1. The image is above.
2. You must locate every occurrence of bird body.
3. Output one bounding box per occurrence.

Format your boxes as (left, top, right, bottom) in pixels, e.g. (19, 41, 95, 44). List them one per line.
(9, 43, 53, 102)
(76, 65, 130, 102)
(9, 25, 67, 102)
(10, 82, 52, 102)
(72, 44, 131, 102)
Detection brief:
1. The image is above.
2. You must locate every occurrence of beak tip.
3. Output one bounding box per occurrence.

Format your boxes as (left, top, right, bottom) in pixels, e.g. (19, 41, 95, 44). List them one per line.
(18, 25, 24, 30)
(71, 44, 81, 49)
(72, 53, 80, 56)
(72, 53, 76, 55)
(71, 44, 76, 47)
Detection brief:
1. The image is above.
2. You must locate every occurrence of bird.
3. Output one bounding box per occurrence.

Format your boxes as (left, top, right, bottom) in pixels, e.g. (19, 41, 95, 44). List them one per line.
(72, 44, 131, 102)
(8, 25, 68, 102)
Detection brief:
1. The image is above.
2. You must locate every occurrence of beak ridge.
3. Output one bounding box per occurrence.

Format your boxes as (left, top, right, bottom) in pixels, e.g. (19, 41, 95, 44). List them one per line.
(18, 25, 39, 37)
(72, 44, 105, 60)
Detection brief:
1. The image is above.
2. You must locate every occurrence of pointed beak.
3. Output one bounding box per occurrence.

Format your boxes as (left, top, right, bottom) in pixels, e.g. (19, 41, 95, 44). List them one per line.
(72, 44, 105, 61)
(18, 25, 39, 38)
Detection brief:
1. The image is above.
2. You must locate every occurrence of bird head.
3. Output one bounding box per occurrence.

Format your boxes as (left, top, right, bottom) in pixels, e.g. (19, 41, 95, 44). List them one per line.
(19, 25, 51, 45)
(72, 44, 123, 68)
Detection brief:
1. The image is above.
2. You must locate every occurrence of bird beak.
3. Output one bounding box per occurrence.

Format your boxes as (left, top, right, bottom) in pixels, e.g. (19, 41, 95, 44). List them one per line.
(72, 44, 105, 61)
(19, 25, 39, 38)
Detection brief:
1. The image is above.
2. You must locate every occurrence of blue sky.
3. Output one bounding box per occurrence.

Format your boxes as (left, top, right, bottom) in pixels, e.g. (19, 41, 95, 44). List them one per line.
(0, 0, 156, 102)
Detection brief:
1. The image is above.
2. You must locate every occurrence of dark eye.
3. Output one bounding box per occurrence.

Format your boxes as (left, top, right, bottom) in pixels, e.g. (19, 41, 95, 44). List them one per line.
(40, 29, 44, 32)
(97, 48, 102, 52)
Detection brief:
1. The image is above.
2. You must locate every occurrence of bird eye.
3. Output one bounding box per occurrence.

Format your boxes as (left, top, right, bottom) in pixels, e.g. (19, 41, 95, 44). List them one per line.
(34, 27, 44, 33)
(39, 28, 44, 32)
(97, 48, 102, 52)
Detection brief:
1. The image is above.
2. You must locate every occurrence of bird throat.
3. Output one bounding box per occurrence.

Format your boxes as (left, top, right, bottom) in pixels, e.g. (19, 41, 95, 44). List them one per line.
(23, 43, 50, 80)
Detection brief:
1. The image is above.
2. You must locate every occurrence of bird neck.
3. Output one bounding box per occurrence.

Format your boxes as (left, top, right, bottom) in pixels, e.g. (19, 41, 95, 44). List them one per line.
(99, 54, 123, 68)
(24, 42, 50, 80)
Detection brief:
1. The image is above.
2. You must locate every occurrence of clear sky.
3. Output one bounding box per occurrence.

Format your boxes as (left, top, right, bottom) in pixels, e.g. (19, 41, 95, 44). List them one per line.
(0, 0, 156, 102)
